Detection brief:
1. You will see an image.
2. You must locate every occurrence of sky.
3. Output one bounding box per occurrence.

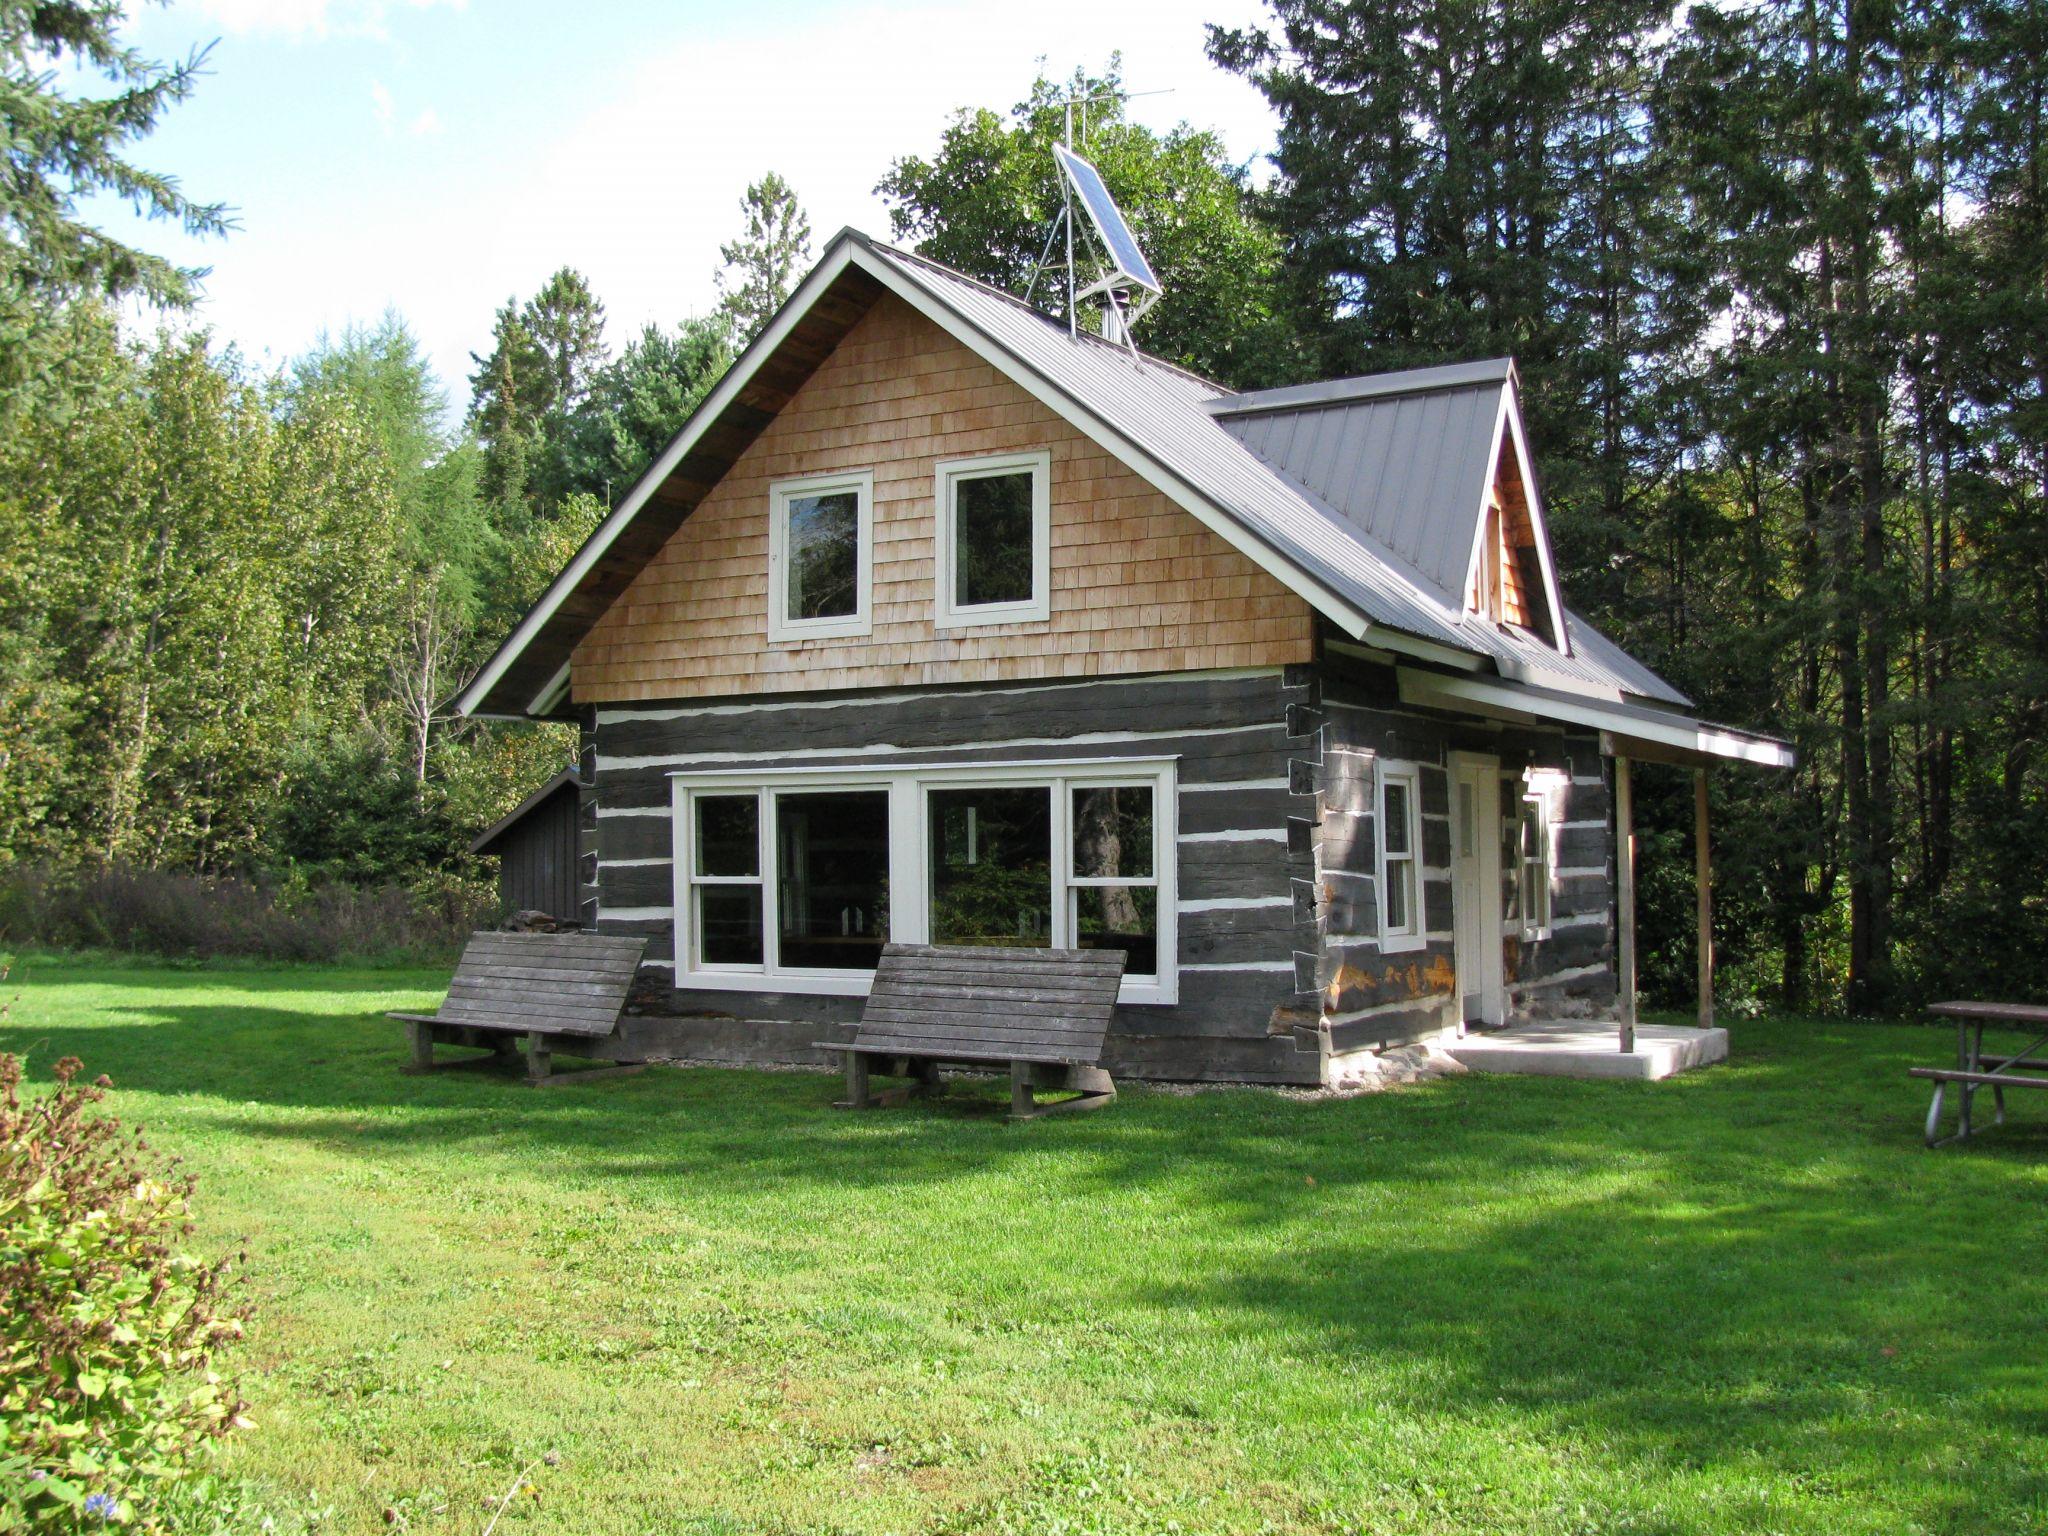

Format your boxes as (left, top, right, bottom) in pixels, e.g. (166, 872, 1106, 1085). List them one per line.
(89, 0, 1282, 415)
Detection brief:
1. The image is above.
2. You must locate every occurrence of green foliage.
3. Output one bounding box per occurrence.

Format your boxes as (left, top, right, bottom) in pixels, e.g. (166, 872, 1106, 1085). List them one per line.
(879, 61, 1301, 388)
(715, 172, 811, 343)
(0, 1053, 247, 1531)
(553, 317, 733, 506)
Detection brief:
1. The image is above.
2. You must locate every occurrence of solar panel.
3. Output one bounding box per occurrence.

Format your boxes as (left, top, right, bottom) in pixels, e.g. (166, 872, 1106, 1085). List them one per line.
(1053, 142, 1162, 295)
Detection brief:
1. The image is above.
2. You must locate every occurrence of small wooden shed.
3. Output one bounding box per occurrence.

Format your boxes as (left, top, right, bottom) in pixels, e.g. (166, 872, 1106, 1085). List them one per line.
(470, 769, 582, 922)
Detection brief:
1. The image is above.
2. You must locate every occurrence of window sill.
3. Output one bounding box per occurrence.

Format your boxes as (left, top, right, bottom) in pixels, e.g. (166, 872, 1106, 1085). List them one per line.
(672, 968, 1174, 1006)
(933, 603, 1051, 631)
(766, 620, 871, 645)
(1379, 933, 1428, 955)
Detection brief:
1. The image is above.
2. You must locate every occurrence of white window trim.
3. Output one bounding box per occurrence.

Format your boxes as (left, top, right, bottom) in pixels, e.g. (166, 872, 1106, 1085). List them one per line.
(669, 756, 1178, 1005)
(933, 450, 1051, 629)
(1377, 759, 1426, 954)
(1517, 770, 1566, 941)
(767, 469, 873, 643)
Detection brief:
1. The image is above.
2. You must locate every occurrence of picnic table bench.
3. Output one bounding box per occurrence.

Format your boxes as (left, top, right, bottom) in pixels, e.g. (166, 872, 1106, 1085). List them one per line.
(1910, 1000, 2048, 1146)
(388, 930, 649, 1086)
(819, 943, 1125, 1121)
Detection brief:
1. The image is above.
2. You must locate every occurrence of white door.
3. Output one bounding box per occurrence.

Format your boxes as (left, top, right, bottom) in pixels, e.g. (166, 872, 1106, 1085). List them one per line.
(1450, 755, 1505, 1028)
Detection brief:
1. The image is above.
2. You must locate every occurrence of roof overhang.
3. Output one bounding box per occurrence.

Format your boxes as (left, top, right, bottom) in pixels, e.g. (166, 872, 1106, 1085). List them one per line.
(469, 768, 580, 855)
(1395, 667, 1796, 769)
(455, 230, 1382, 720)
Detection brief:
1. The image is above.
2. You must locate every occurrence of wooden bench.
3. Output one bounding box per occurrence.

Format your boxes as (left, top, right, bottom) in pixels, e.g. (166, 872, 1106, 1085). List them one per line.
(819, 943, 1125, 1121)
(1913, 1000, 2048, 1145)
(388, 931, 649, 1087)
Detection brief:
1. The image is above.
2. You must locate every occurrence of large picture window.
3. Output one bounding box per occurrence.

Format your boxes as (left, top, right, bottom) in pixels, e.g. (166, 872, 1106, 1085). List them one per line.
(672, 760, 1176, 1001)
(768, 470, 872, 642)
(1378, 761, 1425, 954)
(934, 451, 1050, 627)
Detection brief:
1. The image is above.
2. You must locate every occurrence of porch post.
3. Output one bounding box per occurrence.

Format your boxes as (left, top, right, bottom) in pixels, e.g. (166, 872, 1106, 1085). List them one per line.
(1695, 768, 1714, 1031)
(1616, 754, 1637, 1054)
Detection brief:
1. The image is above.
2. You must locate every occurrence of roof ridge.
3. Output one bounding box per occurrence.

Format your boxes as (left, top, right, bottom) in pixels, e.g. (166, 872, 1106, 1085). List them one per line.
(1209, 357, 1517, 418)
(857, 232, 1231, 394)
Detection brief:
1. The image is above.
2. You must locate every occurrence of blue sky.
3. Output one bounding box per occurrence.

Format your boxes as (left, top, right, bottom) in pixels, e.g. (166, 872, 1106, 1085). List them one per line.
(90, 0, 1279, 413)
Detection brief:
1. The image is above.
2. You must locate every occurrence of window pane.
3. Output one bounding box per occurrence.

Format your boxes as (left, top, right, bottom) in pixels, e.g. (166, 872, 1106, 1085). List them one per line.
(929, 786, 1051, 946)
(786, 490, 859, 620)
(1385, 857, 1410, 932)
(1075, 886, 1156, 978)
(695, 795, 758, 877)
(775, 791, 889, 970)
(697, 886, 763, 967)
(1383, 780, 1410, 855)
(1502, 812, 1522, 925)
(1072, 785, 1153, 879)
(953, 471, 1034, 608)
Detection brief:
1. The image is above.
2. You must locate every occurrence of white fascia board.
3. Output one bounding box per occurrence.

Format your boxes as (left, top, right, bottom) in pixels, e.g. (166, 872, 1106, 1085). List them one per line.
(1398, 668, 1796, 768)
(851, 248, 1374, 641)
(1328, 634, 1487, 673)
(1499, 378, 1573, 657)
(454, 240, 860, 718)
(526, 661, 572, 718)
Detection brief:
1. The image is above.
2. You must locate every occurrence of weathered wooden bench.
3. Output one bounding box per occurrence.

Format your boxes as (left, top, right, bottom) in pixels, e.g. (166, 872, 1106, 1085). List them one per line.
(819, 943, 1125, 1121)
(1912, 1000, 2048, 1146)
(388, 931, 649, 1087)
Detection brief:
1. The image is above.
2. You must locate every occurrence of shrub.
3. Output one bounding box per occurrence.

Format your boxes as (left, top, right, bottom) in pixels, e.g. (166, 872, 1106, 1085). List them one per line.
(0, 863, 490, 965)
(0, 1055, 249, 1531)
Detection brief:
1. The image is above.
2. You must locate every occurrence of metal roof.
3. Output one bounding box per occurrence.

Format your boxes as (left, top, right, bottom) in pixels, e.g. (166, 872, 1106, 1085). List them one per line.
(1213, 378, 1504, 609)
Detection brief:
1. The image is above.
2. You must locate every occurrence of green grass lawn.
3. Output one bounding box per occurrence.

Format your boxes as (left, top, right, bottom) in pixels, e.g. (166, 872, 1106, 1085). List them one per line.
(4, 955, 2046, 1535)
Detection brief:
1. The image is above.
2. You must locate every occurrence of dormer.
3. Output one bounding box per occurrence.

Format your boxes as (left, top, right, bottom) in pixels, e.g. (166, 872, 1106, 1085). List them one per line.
(1210, 357, 1570, 657)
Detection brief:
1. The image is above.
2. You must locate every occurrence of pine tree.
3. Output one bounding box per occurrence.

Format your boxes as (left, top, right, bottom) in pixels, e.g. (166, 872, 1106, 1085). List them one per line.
(715, 173, 812, 343)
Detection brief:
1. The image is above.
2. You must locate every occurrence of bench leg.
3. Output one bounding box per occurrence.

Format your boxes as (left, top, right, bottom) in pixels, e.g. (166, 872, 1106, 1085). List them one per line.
(1010, 1061, 1037, 1120)
(835, 1050, 871, 1110)
(524, 1035, 553, 1086)
(405, 1020, 435, 1074)
(909, 1057, 941, 1096)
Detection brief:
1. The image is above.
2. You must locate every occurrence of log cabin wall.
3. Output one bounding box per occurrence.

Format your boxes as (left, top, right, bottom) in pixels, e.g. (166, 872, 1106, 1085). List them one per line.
(580, 667, 1332, 1085)
(1311, 650, 1616, 1054)
(569, 294, 1317, 702)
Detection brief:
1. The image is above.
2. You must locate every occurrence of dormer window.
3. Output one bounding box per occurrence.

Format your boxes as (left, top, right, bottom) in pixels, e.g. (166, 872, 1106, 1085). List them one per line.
(935, 450, 1050, 627)
(768, 470, 872, 642)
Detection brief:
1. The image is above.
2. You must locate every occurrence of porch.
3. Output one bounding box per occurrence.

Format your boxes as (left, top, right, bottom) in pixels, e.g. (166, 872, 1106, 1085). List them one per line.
(1402, 664, 1798, 1082)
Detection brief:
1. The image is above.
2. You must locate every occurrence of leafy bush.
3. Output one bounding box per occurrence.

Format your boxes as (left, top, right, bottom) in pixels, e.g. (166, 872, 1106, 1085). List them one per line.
(0, 863, 489, 965)
(0, 1055, 249, 1531)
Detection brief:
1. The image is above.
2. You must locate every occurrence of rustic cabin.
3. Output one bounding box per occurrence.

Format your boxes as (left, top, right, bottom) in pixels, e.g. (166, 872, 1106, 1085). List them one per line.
(452, 227, 1792, 1086)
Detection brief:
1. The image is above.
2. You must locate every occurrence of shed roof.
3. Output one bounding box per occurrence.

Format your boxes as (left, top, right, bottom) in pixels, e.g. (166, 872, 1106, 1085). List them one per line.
(469, 769, 579, 857)
(454, 230, 1788, 765)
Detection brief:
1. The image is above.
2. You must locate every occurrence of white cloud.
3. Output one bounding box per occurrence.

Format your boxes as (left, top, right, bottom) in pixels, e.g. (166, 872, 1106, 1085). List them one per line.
(185, 0, 465, 41)
(166, 0, 1279, 414)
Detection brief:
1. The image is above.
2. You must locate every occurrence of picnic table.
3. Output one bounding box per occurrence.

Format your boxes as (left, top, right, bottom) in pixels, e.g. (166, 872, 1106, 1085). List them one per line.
(1909, 1000, 2048, 1146)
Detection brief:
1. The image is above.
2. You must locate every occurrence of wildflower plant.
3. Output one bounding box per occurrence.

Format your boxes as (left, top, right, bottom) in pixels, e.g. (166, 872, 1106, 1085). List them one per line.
(0, 1055, 250, 1530)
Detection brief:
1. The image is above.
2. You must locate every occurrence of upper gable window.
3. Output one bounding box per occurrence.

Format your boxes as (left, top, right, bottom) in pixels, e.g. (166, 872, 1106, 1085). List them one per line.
(768, 470, 872, 643)
(934, 450, 1050, 628)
